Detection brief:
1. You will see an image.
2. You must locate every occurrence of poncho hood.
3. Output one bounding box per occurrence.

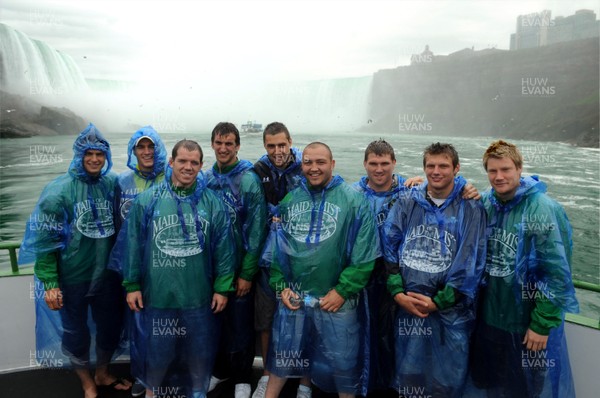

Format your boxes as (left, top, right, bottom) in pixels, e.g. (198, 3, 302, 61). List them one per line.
(68, 123, 112, 182)
(126, 125, 166, 179)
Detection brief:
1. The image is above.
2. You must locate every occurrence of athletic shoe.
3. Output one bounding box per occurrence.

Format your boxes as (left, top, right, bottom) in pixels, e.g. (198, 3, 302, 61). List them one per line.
(131, 380, 145, 397)
(252, 375, 269, 398)
(208, 376, 228, 392)
(296, 384, 312, 398)
(235, 383, 252, 398)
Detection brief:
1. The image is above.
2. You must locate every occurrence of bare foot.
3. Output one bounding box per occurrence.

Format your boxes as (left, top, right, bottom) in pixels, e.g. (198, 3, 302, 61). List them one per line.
(83, 384, 98, 398)
(94, 374, 132, 390)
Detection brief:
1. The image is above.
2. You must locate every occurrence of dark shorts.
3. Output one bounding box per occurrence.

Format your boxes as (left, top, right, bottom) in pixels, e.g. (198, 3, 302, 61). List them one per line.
(59, 272, 125, 367)
(254, 279, 277, 332)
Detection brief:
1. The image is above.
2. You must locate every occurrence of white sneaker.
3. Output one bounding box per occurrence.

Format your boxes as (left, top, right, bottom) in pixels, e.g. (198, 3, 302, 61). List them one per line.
(252, 375, 269, 398)
(235, 383, 252, 398)
(296, 384, 312, 398)
(208, 376, 228, 392)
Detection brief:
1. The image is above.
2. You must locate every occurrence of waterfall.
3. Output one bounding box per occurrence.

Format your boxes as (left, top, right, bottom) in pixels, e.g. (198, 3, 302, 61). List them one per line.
(0, 23, 89, 96)
(258, 77, 373, 132)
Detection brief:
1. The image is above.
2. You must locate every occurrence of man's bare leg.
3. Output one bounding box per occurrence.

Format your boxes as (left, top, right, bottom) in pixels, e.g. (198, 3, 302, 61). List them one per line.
(265, 374, 288, 398)
(260, 330, 270, 376)
(338, 393, 355, 398)
(74, 368, 98, 398)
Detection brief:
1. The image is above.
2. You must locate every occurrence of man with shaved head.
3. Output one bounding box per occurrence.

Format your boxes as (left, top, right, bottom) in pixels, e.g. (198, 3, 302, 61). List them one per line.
(263, 142, 378, 398)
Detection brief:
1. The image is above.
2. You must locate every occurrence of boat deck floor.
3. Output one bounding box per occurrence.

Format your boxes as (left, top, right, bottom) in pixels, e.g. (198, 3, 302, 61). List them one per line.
(0, 363, 398, 397)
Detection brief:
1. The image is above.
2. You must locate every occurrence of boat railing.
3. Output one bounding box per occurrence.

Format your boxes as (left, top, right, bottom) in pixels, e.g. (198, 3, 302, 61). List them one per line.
(1, 241, 599, 328)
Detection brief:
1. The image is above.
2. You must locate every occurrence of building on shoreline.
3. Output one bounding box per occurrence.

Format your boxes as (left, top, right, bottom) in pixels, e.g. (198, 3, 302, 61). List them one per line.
(510, 9, 599, 50)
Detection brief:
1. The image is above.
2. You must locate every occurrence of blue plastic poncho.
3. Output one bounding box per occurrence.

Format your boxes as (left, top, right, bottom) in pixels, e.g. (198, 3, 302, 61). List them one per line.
(352, 174, 408, 391)
(205, 160, 267, 280)
(19, 123, 126, 369)
(109, 175, 235, 396)
(205, 160, 267, 379)
(383, 176, 487, 397)
(254, 147, 305, 299)
(265, 176, 378, 396)
(116, 126, 167, 223)
(468, 176, 578, 398)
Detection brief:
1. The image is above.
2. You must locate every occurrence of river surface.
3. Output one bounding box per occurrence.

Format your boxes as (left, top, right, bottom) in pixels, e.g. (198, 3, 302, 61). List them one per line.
(1, 130, 598, 316)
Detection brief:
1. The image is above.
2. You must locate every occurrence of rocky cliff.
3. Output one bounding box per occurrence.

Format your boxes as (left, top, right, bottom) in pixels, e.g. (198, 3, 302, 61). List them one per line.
(0, 91, 87, 138)
(368, 37, 599, 147)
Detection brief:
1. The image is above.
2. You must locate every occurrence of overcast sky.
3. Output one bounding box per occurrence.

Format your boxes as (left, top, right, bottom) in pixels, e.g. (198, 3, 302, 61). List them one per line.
(2, 0, 599, 85)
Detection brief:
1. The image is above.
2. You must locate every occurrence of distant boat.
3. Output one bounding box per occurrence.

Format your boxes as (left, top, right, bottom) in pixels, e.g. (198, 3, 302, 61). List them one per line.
(241, 121, 263, 133)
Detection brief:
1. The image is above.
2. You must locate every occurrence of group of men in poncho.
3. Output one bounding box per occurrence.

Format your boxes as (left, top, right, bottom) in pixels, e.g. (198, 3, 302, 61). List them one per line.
(19, 120, 578, 398)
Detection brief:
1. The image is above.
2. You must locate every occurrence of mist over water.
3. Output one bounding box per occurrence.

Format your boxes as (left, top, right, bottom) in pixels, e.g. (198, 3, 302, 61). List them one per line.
(0, 22, 372, 134)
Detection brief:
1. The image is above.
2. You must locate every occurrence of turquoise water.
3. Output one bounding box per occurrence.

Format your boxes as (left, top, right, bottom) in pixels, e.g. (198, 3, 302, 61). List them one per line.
(1, 130, 598, 316)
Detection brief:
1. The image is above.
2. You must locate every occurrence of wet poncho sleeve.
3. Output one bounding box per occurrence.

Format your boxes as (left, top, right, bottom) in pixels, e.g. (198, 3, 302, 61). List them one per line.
(334, 199, 377, 298)
(383, 200, 406, 297)
(120, 196, 145, 293)
(210, 194, 237, 295)
(522, 195, 576, 334)
(34, 251, 60, 290)
(239, 172, 267, 281)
